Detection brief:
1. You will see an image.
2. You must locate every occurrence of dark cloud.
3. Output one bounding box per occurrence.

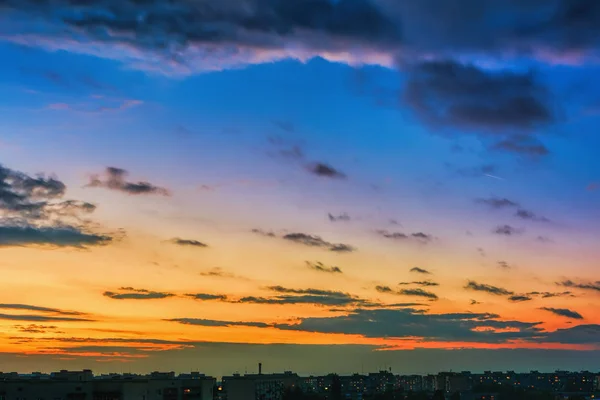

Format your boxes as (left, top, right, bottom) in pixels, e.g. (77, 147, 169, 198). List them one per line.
(14, 324, 61, 334)
(168, 238, 208, 248)
(166, 319, 271, 328)
(185, 293, 228, 301)
(283, 233, 355, 253)
(398, 288, 438, 300)
(0, 224, 112, 248)
(541, 324, 600, 344)
(103, 288, 175, 300)
(0, 314, 93, 322)
(410, 267, 431, 275)
(403, 60, 554, 150)
(328, 213, 351, 222)
(0, 304, 86, 316)
(465, 281, 514, 296)
(398, 281, 439, 287)
(237, 286, 378, 308)
(276, 308, 542, 343)
(87, 167, 170, 196)
(377, 285, 438, 300)
(493, 225, 523, 236)
(557, 280, 600, 293)
(307, 163, 346, 179)
(4, 0, 600, 81)
(476, 197, 519, 209)
(376, 230, 433, 243)
(0, 164, 111, 248)
(540, 307, 583, 320)
(306, 261, 342, 274)
(375, 286, 393, 294)
(514, 209, 550, 222)
(509, 295, 532, 302)
(492, 135, 550, 157)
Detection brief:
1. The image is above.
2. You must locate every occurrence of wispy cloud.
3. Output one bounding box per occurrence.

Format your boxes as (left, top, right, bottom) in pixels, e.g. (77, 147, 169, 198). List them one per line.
(376, 230, 434, 243)
(557, 280, 600, 293)
(282, 233, 355, 253)
(306, 163, 346, 179)
(87, 167, 170, 196)
(465, 281, 514, 296)
(167, 318, 271, 328)
(540, 307, 583, 320)
(184, 293, 228, 301)
(328, 213, 351, 222)
(103, 288, 175, 300)
(493, 225, 523, 236)
(306, 261, 343, 274)
(168, 238, 208, 248)
(410, 267, 431, 275)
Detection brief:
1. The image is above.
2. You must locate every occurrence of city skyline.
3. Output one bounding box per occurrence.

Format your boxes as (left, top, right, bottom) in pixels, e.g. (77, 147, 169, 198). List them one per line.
(1, 0, 600, 377)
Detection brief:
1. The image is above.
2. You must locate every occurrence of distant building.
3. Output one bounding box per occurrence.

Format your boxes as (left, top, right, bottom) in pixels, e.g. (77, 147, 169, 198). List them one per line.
(222, 371, 299, 400)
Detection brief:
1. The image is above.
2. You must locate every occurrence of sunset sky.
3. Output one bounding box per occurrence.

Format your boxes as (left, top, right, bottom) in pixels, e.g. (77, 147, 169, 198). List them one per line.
(1, 0, 600, 377)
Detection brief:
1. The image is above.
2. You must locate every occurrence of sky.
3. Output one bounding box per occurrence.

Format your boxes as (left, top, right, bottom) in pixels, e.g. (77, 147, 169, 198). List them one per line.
(1, 0, 600, 378)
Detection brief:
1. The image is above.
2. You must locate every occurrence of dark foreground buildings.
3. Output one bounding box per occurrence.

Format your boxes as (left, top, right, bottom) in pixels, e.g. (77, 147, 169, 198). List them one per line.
(1, 369, 599, 400)
(0, 370, 214, 400)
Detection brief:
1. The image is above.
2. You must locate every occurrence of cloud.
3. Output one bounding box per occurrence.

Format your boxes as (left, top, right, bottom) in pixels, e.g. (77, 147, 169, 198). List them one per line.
(376, 286, 438, 300)
(476, 197, 549, 223)
(410, 267, 431, 275)
(540, 307, 584, 320)
(168, 238, 208, 248)
(493, 225, 523, 236)
(0, 304, 86, 316)
(375, 286, 393, 294)
(557, 280, 600, 293)
(0, 163, 112, 248)
(0, 224, 112, 248)
(514, 209, 550, 222)
(184, 293, 228, 301)
(282, 233, 355, 253)
(509, 295, 532, 303)
(328, 213, 351, 222)
(541, 325, 600, 344)
(87, 167, 170, 196)
(476, 197, 519, 209)
(465, 281, 514, 296)
(4, 0, 600, 78)
(528, 291, 574, 298)
(498, 261, 511, 269)
(276, 308, 542, 343)
(306, 261, 343, 274)
(0, 314, 93, 322)
(167, 318, 271, 328)
(14, 324, 61, 334)
(398, 281, 439, 287)
(492, 135, 550, 157)
(403, 60, 554, 154)
(307, 163, 346, 179)
(103, 288, 175, 300)
(237, 286, 378, 308)
(251, 228, 276, 238)
(398, 288, 439, 300)
(376, 230, 433, 243)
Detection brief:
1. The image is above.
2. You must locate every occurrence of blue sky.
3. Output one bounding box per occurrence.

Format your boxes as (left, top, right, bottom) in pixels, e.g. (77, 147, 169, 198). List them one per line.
(1, 0, 600, 376)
